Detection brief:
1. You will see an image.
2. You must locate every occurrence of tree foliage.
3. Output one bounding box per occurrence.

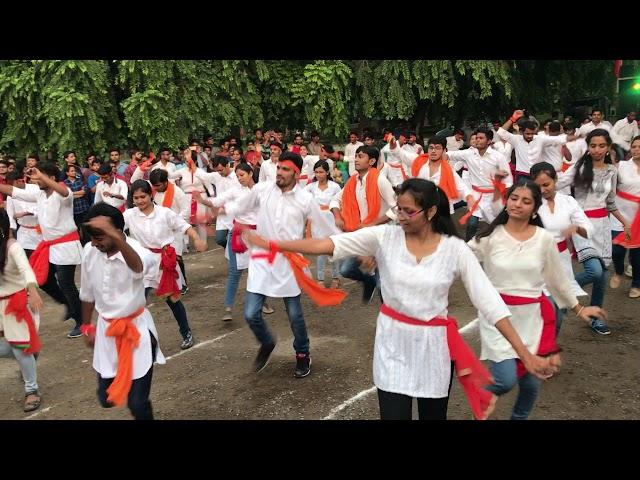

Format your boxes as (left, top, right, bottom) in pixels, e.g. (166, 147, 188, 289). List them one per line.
(0, 59, 621, 159)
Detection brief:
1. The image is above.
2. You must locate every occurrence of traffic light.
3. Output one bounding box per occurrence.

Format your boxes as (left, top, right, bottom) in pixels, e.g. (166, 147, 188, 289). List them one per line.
(632, 79, 640, 93)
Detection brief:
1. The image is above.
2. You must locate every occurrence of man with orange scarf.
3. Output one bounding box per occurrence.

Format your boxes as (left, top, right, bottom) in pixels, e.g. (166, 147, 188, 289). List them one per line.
(224, 152, 343, 378)
(0, 163, 84, 339)
(329, 145, 397, 303)
(80, 203, 165, 420)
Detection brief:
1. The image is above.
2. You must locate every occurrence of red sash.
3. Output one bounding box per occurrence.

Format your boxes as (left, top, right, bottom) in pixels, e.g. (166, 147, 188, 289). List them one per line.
(379, 303, 495, 420)
(231, 221, 256, 254)
(459, 183, 504, 226)
(584, 208, 607, 218)
(148, 245, 181, 302)
(1, 289, 41, 354)
(613, 190, 640, 248)
(387, 161, 408, 181)
(29, 230, 80, 285)
(499, 294, 560, 378)
(557, 240, 567, 252)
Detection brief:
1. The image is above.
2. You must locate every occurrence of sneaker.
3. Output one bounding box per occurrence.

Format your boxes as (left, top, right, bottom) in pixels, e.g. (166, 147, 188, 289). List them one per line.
(222, 307, 233, 322)
(262, 304, 275, 315)
(181, 285, 189, 295)
(590, 318, 611, 335)
(362, 282, 378, 305)
(254, 342, 276, 373)
(67, 326, 82, 338)
(294, 353, 311, 378)
(180, 332, 194, 350)
(626, 265, 633, 277)
(629, 287, 640, 298)
(609, 274, 621, 289)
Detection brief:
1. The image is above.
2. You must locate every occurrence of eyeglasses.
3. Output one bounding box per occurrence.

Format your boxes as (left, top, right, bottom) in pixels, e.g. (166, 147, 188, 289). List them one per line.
(427, 146, 443, 151)
(391, 205, 425, 218)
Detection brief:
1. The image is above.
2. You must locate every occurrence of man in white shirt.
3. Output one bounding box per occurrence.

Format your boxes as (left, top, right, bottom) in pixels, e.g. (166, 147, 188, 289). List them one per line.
(612, 111, 639, 154)
(402, 131, 424, 155)
(344, 131, 364, 177)
(446, 129, 465, 151)
(498, 109, 576, 181)
(258, 142, 282, 184)
(540, 121, 569, 171)
(5, 171, 42, 255)
(94, 164, 129, 211)
(150, 147, 177, 176)
(0, 163, 84, 338)
(224, 152, 338, 378)
(80, 203, 163, 420)
(577, 109, 612, 138)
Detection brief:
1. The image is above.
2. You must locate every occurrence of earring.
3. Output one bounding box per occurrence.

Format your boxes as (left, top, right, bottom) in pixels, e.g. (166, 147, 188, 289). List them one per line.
(532, 213, 538, 219)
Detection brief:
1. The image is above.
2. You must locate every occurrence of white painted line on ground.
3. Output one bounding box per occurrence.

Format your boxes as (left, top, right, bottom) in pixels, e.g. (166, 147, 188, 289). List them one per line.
(322, 317, 479, 420)
(164, 329, 241, 361)
(24, 406, 54, 420)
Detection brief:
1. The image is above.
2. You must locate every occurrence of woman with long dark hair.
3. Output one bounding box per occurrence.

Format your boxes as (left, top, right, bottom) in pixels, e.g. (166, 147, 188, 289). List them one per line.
(471, 178, 606, 419)
(0, 208, 45, 412)
(243, 178, 554, 420)
(304, 160, 342, 288)
(555, 128, 627, 335)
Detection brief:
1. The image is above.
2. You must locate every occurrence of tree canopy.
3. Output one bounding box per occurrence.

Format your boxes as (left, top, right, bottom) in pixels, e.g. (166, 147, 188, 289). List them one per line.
(0, 60, 620, 159)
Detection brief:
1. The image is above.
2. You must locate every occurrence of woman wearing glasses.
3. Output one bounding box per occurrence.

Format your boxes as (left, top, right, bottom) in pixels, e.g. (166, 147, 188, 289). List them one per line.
(242, 178, 555, 420)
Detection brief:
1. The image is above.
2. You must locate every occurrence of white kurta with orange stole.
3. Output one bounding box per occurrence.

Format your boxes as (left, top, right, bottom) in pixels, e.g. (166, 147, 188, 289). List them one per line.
(611, 159, 640, 234)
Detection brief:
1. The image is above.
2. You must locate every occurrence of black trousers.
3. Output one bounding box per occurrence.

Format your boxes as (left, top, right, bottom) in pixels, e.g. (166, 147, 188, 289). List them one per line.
(97, 332, 157, 420)
(41, 263, 80, 324)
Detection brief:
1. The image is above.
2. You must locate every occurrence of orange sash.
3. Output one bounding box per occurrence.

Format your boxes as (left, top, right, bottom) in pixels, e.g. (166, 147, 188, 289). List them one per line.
(104, 306, 146, 407)
(2, 289, 41, 354)
(161, 181, 175, 208)
(21, 224, 42, 235)
(459, 181, 506, 226)
(613, 190, 640, 248)
(341, 168, 381, 232)
(411, 155, 458, 201)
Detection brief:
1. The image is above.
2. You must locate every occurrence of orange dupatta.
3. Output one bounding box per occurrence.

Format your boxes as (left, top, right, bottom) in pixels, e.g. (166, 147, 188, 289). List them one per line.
(161, 181, 175, 208)
(411, 154, 459, 202)
(341, 167, 381, 232)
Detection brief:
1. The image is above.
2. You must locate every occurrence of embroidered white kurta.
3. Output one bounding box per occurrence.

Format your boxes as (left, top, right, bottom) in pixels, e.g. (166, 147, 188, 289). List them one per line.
(80, 238, 166, 380)
(304, 180, 342, 237)
(330, 226, 511, 398)
(611, 159, 640, 233)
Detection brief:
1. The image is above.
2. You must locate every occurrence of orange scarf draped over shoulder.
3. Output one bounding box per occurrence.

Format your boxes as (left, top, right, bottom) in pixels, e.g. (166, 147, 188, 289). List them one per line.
(341, 167, 381, 232)
(161, 181, 175, 208)
(411, 154, 458, 201)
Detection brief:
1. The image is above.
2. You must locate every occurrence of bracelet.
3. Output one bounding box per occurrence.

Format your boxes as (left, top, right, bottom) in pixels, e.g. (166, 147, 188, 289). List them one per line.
(575, 305, 585, 317)
(80, 324, 96, 337)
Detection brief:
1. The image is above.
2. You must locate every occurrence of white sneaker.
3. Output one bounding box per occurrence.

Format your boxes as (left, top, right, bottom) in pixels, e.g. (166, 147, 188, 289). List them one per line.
(625, 265, 633, 278)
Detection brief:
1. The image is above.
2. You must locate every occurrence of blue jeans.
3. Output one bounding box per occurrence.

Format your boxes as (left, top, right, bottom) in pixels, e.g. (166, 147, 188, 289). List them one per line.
(244, 291, 309, 354)
(339, 256, 379, 289)
(486, 359, 541, 420)
(465, 215, 480, 241)
(575, 257, 606, 309)
(612, 230, 640, 288)
(317, 255, 339, 281)
(224, 230, 243, 308)
(215, 229, 229, 249)
(0, 339, 38, 393)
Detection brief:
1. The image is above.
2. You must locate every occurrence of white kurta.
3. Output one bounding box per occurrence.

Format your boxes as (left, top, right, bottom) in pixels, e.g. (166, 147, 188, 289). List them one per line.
(10, 186, 83, 265)
(380, 144, 413, 187)
(344, 141, 364, 176)
(304, 180, 342, 237)
(258, 159, 277, 183)
(195, 170, 240, 231)
(153, 184, 191, 256)
(94, 178, 128, 210)
(611, 160, 640, 233)
(330, 226, 511, 398)
(225, 182, 337, 297)
(6, 184, 42, 250)
(577, 121, 612, 138)
(170, 168, 212, 224)
(412, 160, 471, 213)
(123, 206, 191, 289)
(498, 127, 568, 174)
(299, 154, 320, 186)
(612, 118, 640, 151)
(80, 238, 166, 380)
(468, 226, 578, 362)
(538, 194, 592, 297)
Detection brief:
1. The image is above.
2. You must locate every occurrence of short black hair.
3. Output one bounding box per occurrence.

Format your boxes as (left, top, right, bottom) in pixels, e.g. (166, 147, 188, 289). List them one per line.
(473, 127, 494, 141)
(356, 145, 380, 164)
(26, 153, 40, 162)
(322, 144, 335, 154)
(310, 130, 319, 138)
(6, 171, 24, 182)
(39, 163, 60, 179)
(97, 163, 112, 175)
(278, 151, 303, 171)
(149, 168, 168, 184)
(64, 163, 78, 173)
(158, 146, 171, 155)
(63, 150, 75, 160)
(84, 202, 125, 232)
(427, 136, 447, 148)
(522, 120, 538, 131)
(548, 121, 562, 133)
(454, 128, 465, 136)
(269, 141, 283, 149)
(109, 148, 120, 155)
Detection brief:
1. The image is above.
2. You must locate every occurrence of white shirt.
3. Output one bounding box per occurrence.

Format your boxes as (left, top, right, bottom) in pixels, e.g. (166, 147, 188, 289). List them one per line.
(446, 136, 463, 151)
(491, 140, 513, 163)
(412, 160, 470, 213)
(195, 170, 241, 231)
(577, 121, 612, 138)
(381, 145, 415, 187)
(304, 180, 342, 237)
(329, 170, 397, 226)
(498, 127, 568, 173)
(344, 141, 364, 176)
(225, 182, 337, 297)
(612, 118, 640, 150)
(80, 237, 165, 379)
(151, 161, 177, 176)
(0, 241, 38, 297)
(331, 226, 510, 398)
(258, 158, 278, 183)
(123, 205, 191, 289)
(539, 135, 566, 171)
(611, 160, 640, 231)
(10, 186, 83, 265)
(94, 178, 128, 210)
(209, 186, 257, 225)
(468, 226, 577, 362)
(6, 183, 41, 250)
(300, 155, 320, 181)
(402, 142, 423, 155)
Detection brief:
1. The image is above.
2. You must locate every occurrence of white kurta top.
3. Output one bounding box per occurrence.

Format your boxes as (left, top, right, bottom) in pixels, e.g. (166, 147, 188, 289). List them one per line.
(225, 182, 337, 297)
(6, 184, 42, 250)
(152, 184, 191, 256)
(468, 226, 577, 362)
(612, 118, 640, 150)
(195, 170, 240, 231)
(304, 180, 342, 237)
(498, 127, 568, 173)
(10, 186, 83, 265)
(331, 226, 511, 398)
(151, 161, 177, 176)
(80, 238, 166, 379)
(446, 136, 463, 151)
(258, 159, 278, 183)
(169, 168, 213, 223)
(492, 140, 513, 163)
(123, 206, 191, 289)
(94, 178, 128, 210)
(538, 194, 592, 297)
(344, 141, 364, 176)
(383, 145, 416, 187)
(412, 160, 470, 213)
(577, 121, 612, 138)
(611, 159, 640, 232)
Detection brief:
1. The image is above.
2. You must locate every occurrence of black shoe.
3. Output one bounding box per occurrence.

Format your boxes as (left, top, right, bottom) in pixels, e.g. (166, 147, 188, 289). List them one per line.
(181, 285, 189, 295)
(180, 332, 194, 350)
(294, 353, 311, 378)
(67, 325, 82, 338)
(362, 281, 377, 305)
(254, 342, 276, 373)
